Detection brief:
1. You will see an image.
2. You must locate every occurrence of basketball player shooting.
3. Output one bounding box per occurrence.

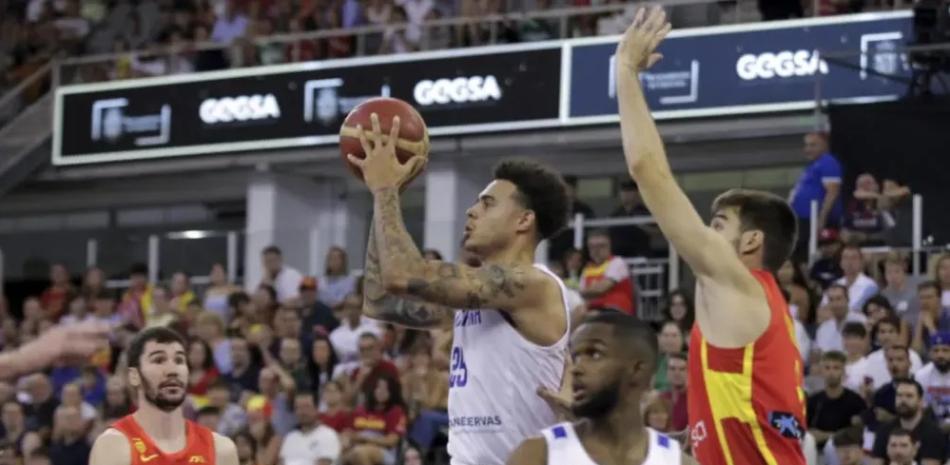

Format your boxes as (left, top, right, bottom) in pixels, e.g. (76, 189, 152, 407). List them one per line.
(89, 327, 239, 465)
(346, 114, 573, 465)
(508, 312, 697, 465)
(616, 6, 806, 465)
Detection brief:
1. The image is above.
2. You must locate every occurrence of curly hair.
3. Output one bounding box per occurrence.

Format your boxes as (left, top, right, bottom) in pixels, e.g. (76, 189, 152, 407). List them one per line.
(493, 159, 569, 240)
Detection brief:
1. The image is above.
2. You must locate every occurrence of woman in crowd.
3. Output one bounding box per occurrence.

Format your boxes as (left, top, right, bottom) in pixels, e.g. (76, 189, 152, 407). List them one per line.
(662, 289, 695, 336)
(778, 260, 816, 332)
(233, 431, 258, 465)
(933, 253, 950, 308)
(345, 376, 407, 465)
(247, 407, 282, 465)
(187, 339, 221, 400)
(643, 396, 673, 433)
(204, 263, 241, 321)
(653, 321, 685, 392)
(863, 295, 911, 347)
(308, 335, 340, 394)
(318, 246, 357, 311)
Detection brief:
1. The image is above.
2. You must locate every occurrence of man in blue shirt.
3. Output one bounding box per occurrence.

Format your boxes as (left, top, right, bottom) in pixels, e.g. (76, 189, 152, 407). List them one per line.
(790, 132, 843, 261)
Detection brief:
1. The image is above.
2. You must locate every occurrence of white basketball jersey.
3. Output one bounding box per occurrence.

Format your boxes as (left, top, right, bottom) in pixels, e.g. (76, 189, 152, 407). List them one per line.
(541, 422, 682, 465)
(447, 264, 571, 465)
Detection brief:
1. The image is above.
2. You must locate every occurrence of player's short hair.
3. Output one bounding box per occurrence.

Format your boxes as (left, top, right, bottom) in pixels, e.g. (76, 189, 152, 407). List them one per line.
(493, 160, 569, 240)
(581, 312, 658, 370)
(262, 245, 282, 256)
(587, 229, 610, 240)
(820, 350, 847, 364)
(842, 322, 867, 339)
(893, 378, 923, 397)
(711, 188, 797, 272)
(833, 426, 864, 447)
(127, 326, 187, 369)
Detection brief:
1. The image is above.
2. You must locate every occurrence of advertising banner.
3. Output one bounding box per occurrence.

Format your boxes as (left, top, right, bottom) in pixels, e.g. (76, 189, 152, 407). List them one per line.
(567, 11, 913, 122)
(54, 45, 562, 165)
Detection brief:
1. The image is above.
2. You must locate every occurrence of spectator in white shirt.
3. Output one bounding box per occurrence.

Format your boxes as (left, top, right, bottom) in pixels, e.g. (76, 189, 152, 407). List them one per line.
(842, 322, 872, 394)
(279, 392, 341, 465)
(914, 332, 950, 433)
(261, 245, 303, 304)
(816, 284, 868, 353)
(866, 316, 923, 390)
(329, 293, 383, 363)
(829, 244, 879, 312)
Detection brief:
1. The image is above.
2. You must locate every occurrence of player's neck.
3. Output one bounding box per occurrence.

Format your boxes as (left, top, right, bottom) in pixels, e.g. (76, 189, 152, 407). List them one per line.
(590, 396, 645, 445)
(739, 254, 764, 271)
(133, 402, 186, 442)
(480, 243, 534, 267)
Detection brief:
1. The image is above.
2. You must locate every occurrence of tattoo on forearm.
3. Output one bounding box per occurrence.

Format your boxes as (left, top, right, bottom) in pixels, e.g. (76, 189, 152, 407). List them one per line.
(363, 216, 451, 328)
(372, 187, 530, 311)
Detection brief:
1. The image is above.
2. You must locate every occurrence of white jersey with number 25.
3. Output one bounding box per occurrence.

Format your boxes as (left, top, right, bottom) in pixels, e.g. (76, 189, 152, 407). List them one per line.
(447, 264, 571, 465)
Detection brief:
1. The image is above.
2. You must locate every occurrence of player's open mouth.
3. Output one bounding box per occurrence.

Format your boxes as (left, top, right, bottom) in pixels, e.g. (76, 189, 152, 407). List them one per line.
(572, 385, 586, 401)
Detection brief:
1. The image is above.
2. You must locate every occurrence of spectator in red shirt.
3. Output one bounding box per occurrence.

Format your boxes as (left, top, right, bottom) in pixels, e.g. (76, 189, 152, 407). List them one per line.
(345, 376, 407, 465)
(580, 230, 636, 315)
(40, 264, 74, 322)
(318, 380, 351, 433)
(659, 352, 688, 432)
(340, 333, 400, 406)
(187, 339, 220, 397)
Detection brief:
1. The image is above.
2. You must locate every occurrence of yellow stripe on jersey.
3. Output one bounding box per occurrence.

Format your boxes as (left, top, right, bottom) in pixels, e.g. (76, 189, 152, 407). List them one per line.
(700, 340, 780, 465)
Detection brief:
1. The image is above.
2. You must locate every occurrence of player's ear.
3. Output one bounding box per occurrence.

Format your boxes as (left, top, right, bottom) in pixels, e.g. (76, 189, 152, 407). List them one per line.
(127, 367, 141, 388)
(739, 229, 763, 256)
(515, 209, 536, 235)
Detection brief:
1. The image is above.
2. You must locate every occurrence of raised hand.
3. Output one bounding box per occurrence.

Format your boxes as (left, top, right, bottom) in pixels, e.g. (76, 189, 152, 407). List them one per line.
(616, 5, 672, 73)
(347, 113, 427, 193)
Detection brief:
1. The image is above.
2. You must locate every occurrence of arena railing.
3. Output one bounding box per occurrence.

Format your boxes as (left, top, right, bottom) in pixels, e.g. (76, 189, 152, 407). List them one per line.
(0, 62, 51, 133)
(51, 0, 743, 87)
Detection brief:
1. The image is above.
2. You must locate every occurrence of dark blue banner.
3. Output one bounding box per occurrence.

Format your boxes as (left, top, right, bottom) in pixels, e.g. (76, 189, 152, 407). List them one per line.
(567, 11, 913, 121)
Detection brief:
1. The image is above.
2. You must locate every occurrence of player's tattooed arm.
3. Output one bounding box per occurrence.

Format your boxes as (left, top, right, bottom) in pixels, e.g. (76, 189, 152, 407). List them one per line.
(363, 218, 453, 329)
(371, 188, 544, 312)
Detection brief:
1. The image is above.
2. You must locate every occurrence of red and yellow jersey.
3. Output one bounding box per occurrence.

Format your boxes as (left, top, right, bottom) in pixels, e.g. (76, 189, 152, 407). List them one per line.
(112, 414, 216, 465)
(687, 269, 806, 465)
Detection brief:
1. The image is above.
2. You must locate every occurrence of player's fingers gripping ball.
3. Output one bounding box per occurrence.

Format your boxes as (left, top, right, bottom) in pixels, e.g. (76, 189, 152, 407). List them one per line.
(339, 97, 430, 188)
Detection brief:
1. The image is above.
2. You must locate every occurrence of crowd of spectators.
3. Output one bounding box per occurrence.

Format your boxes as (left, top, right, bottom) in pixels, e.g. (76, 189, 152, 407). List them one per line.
(0, 0, 918, 95)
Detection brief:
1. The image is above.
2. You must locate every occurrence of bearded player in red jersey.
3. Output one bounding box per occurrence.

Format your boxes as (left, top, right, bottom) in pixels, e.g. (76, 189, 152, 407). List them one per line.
(89, 327, 239, 465)
(616, 6, 806, 465)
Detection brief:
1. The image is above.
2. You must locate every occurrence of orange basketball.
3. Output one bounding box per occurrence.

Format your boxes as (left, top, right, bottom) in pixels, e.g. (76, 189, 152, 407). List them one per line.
(339, 97, 429, 183)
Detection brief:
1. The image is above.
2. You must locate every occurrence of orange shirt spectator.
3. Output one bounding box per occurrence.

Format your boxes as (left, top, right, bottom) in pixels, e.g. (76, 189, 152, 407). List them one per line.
(580, 231, 636, 315)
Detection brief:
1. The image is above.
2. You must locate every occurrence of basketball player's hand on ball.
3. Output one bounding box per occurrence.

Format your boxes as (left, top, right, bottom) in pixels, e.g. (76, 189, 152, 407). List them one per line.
(617, 5, 672, 73)
(347, 112, 427, 193)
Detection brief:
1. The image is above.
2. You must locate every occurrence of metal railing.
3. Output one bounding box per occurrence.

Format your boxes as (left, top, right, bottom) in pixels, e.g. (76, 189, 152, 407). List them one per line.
(52, 0, 737, 86)
(0, 62, 52, 134)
